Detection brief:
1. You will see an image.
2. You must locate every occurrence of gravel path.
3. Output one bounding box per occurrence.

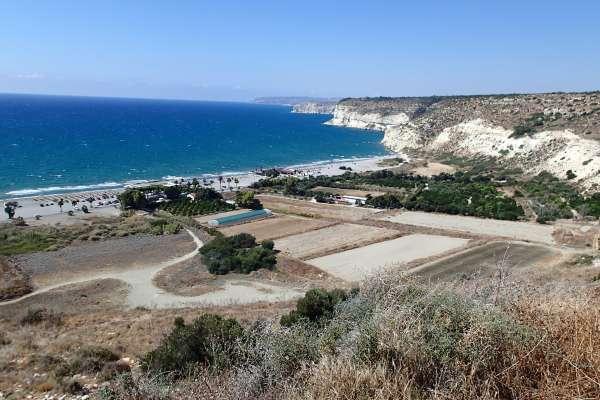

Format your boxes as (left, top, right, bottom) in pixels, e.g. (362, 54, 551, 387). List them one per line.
(1, 229, 302, 309)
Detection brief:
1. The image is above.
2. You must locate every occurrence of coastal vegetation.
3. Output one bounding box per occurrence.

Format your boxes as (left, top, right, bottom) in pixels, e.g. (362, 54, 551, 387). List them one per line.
(251, 170, 525, 221)
(156, 198, 234, 216)
(199, 233, 277, 275)
(118, 186, 234, 216)
(102, 272, 600, 399)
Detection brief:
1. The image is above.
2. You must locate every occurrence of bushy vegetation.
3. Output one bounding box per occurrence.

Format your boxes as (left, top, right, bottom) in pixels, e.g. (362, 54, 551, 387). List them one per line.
(280, 288, 349, 327)
(119, 186, 235, 217)
(141, 315, 245, 378)
(0, 215, 182, 256)
(518, 171, 600, 222)
(235, 191, 263, 210)
(199, 233, 277, 275)
(54, 346, 122, 380)
(122, 272, 600, 399)
(252, 170, 524, 220)
(20, 307, 64, 327)
(156, 198, 234, 216)
(510, 112, 545, 138)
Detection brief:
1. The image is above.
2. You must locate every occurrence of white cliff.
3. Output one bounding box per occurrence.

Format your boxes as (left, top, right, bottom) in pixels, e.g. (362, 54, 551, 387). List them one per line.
(324, 98, 600, 192)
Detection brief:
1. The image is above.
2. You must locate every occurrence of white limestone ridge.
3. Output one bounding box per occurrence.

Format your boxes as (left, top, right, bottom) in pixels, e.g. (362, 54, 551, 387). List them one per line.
(325, 102, 600, 192)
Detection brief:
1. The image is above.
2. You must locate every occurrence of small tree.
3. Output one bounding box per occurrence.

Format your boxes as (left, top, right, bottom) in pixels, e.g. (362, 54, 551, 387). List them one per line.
(58, 198, 64, 213)
(235, 191, 262, 210)
(234, 178, 239, 190)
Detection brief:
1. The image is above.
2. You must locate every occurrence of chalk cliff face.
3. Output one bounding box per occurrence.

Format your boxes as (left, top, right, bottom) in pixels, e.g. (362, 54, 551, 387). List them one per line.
(325, 93, 600, 191)
(292, 102, 336, 114)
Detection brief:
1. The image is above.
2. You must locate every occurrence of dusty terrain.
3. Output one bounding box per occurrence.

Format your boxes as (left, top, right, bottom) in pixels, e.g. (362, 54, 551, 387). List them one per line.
(382, 211, 556, 244)
(410, 241, 559, 280)
(12, 232, 196, 288)
(219, 214, 334, 241)
(275, 223, 400, 260)
(306, 234, 470, 281)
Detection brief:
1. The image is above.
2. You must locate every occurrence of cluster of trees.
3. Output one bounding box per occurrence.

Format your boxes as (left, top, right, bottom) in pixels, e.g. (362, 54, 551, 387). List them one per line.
(367, 180, 524, 220)
(157, 198, 234, 217)
(118, 186, 235, 217)
(519, 172, 600, 222)
(199, 233, 277, 275)
(235, 191, 262, 210)
(117, 189, 149, 210)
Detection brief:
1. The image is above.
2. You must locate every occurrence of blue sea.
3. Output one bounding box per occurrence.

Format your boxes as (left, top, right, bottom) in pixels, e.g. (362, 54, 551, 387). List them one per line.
(0, 94, 387, 199)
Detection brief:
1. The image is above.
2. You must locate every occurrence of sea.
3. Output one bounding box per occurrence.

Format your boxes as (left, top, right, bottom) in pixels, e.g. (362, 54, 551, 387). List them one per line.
(0, 94, 388, 199)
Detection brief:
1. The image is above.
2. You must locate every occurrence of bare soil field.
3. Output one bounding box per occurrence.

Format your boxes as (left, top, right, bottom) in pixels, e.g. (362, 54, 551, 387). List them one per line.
(12, 232, 197, 288)
(382, 211, 556, 244)
(410, 241, 559, 280)
(275, 223, 400, 260)
(218, 214, 335, 241)
(256, 194, 380, 221)
(410, 161, 457, 176)
(0, 278, 128, 319)
(306, 234, 470, 281)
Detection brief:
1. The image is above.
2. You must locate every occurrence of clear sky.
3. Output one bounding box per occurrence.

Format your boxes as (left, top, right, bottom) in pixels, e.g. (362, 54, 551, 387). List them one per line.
(1, 0, 599, 101)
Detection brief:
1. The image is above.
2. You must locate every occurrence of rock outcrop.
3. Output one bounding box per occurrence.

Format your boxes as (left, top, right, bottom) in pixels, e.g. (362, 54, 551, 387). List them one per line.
(325, 93, 600, 191)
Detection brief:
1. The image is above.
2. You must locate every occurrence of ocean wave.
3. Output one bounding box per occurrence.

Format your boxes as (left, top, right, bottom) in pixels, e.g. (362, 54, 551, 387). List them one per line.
(5, 182, 122, 197)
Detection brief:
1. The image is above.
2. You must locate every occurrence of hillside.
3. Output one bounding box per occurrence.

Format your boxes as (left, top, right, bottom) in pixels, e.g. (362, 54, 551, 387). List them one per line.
(316, 92, 600, 191)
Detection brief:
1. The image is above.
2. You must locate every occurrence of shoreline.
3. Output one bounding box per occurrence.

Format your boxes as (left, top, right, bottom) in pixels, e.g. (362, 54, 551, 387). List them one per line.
(1, 154, 405, 222)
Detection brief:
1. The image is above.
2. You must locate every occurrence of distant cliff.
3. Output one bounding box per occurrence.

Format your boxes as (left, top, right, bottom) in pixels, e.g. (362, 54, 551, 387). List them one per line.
(326, 93, 600, 191)
(292, 102, 336, 114)
(253, 96, 339, 106)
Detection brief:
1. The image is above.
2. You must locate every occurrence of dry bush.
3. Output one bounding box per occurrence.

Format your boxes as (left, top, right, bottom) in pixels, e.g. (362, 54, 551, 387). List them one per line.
(99, 269, 600, 400)
(20, 307, 64, 327)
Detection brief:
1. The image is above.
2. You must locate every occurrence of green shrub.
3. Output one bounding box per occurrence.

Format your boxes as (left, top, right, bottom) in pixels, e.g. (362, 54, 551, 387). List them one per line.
(200, 233, 277, 275)
(281, 288, 348, 327)
(236, 191, 263, 210)
(55, 346, 120, 378)
(141, 315, 245, 378)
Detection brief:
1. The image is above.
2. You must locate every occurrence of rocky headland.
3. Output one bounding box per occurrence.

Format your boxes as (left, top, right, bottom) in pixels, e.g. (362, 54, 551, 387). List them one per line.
(298, 92, 600, 191)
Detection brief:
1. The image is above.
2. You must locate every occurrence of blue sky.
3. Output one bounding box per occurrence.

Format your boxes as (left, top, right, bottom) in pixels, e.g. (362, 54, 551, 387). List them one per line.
(1, 0, 599, 101)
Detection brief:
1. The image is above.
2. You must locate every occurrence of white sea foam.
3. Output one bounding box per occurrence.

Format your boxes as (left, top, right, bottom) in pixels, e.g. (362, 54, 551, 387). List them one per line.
(5, 182, 121, 196)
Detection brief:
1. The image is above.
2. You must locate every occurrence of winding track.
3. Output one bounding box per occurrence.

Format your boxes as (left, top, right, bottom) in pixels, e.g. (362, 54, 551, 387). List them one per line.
(0, 229, 302, 309)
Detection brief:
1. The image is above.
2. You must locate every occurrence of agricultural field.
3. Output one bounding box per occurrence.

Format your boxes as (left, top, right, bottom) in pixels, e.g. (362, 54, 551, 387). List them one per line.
(274, 223, 400, 260)
(306, 234, 470, 281)
(218, 214, 335, 241)
(410, 241, 557, 280)
(382, 211, 556, 244)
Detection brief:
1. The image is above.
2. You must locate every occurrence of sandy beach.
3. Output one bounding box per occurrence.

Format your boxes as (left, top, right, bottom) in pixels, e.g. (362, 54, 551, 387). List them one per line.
(1, 155, 403, 223)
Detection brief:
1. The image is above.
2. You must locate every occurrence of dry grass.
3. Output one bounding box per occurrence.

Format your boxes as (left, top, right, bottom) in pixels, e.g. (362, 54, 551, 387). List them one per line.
(95, 268, 600, 400)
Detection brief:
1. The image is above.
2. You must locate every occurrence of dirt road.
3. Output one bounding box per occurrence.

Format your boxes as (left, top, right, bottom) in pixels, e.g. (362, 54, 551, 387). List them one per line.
(1, 229, 302, 309)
